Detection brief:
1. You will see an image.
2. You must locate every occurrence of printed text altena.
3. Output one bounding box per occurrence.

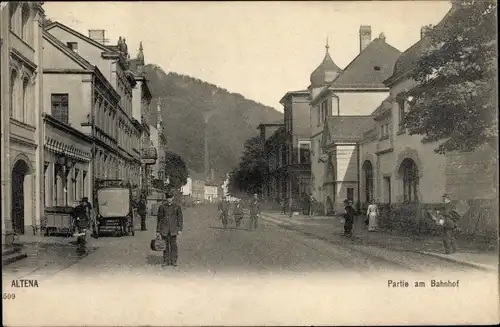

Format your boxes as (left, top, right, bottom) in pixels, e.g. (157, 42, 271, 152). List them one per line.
(11, 279, 39, 287)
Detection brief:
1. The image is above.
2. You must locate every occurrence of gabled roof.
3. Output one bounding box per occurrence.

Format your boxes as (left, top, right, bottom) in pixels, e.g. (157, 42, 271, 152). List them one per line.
(329, 35, 402, 89)
(384, 6, 456, 86)
(371, 96, 393, 120)
(323, 116, 375, 144)
(44, 21, 114, 53)
(42, 30, 120, 102)
(42, 30, 94, 70)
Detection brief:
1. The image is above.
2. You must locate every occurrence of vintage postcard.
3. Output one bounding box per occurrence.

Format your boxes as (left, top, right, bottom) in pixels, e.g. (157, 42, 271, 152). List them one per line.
(1, 1, 498, 326)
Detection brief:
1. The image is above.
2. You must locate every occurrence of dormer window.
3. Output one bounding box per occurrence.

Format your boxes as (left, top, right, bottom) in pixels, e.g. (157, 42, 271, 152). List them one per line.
(67, 42, 78, 53)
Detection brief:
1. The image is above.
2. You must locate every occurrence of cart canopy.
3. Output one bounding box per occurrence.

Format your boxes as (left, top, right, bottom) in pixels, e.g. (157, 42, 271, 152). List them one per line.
(97, 187, 131, 218)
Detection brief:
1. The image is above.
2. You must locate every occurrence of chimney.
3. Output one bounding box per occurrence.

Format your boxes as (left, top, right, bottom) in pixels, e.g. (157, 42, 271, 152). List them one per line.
(420, 25, 433, 39)
(359, 25, 371, 53)
(88, 29, 108, 45)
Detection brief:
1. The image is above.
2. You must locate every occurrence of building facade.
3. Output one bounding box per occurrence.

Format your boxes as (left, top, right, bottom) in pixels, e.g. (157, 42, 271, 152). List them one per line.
(281, 90, 312, 200)
(1, 2, 45, 242)
(44, 22, 141, 189)
(309, 26, 401, 213)
(129, 41, 156, 197)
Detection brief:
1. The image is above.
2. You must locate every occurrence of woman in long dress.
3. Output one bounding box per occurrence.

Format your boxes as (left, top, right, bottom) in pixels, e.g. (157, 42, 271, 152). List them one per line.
(366, 199, 379, 231)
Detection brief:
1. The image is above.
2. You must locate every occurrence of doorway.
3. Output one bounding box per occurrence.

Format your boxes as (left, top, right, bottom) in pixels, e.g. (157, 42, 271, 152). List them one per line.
(11, 159, 30, 234)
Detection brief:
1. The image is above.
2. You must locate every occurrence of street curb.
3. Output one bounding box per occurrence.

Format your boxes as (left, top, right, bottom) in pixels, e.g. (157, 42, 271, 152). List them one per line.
(419, 251, 498, 272)
(259, 211, 497, 272)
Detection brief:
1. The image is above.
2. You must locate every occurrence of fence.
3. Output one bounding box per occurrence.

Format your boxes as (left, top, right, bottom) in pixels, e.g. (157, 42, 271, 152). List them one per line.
(375, 199, 498, 239)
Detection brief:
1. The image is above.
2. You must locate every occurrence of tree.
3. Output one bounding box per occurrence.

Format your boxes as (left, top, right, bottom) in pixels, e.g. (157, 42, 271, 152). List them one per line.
(161, 151, 188, 190)
(402, 0, 497, 154)
(229, 136, 268, 195)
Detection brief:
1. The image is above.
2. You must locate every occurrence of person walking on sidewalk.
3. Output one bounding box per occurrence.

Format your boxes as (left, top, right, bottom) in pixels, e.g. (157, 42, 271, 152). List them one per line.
(366, 199, 379, 231)
(429, 194, 461, 254)
(156, 191, 183, 267)
(343, 199, 356, 236)
(248, 193, 260, 231)
(138, 197, 147, 231)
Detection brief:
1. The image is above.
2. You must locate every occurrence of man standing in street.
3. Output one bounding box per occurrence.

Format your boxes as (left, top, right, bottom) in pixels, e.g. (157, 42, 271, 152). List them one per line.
(156, 191, 183, 267)
(138, 197, 147, 231)
(431, 194, 461, 254)
(218, 196, 229, 229)
(248, 193, 260, 231)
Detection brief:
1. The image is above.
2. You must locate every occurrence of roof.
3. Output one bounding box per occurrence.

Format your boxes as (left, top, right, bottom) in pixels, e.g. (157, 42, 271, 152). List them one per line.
(371, 95, 393, 119)
(257, 120, 284, 129)
(325, 116, 375, 142)
(329, 35, 402, 89)
(385, 6, 456, 86)
(279, 90, 310, 104)
(42, 30, 94, 70)
(42, 30, 120, 102)
(44, 21, 114, 53)
(310, 48, 343, 88)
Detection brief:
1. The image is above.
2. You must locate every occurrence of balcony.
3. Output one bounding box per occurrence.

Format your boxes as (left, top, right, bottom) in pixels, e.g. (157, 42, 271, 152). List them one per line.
(141, 147, 158, 165)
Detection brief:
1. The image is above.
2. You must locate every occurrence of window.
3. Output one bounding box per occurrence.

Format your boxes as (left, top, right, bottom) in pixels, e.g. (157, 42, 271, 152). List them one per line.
(9, 70, 17, 117)
(398, 99, 405, 132)
(51, 94, 69, 124)
(400, 158, 418, 203)
(363, 161, 373, 203)
(22, 77, 29, 123)
(21, 4, 30, 43)
(82, 170, 87, 198)
(380, 123, 389, 140)
(73, 168, 80, 201)
(298, 143, 310, 164)
(332, 96, 339, 116)
(67, 42, 78, 53)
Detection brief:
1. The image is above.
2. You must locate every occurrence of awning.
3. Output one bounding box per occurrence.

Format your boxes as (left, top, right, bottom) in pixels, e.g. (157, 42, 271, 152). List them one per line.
(45, 136, 91, 162)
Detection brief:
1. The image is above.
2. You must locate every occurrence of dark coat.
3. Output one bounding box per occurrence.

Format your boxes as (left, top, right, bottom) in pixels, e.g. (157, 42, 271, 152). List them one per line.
(156, 202, 183, 236)
(249, 199, 260, 216)
(233, 204, 244, 217)
(138, 200, 147, 215)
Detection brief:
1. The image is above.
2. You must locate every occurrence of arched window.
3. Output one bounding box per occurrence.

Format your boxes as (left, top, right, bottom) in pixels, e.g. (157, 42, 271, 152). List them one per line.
(21, 3, 31, 44)
(9, 2, 18, 32)
(362, 160, 374, 203)
(399, 158, 419, 203)
(10, 69, 17, 117)
(22, 77, 29, 123)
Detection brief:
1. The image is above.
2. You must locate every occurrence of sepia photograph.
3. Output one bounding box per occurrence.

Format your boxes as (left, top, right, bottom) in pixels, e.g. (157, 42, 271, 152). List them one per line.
(1, 0, 498, 325)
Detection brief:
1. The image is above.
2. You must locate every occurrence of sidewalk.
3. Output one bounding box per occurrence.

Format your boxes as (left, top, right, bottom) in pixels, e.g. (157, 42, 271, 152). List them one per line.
(258, 210, 498, 272)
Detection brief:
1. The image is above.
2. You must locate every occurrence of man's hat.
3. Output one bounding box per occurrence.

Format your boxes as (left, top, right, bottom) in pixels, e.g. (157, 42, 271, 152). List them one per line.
(165, 191, 174, 199)
(442, 193, 451, 200)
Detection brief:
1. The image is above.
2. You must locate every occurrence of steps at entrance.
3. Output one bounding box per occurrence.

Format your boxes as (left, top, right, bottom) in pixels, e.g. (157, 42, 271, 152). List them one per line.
(2, 246, 28, 266)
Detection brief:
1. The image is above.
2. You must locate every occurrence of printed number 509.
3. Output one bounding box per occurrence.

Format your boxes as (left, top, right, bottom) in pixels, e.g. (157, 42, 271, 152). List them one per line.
(3, 293, 16, 300)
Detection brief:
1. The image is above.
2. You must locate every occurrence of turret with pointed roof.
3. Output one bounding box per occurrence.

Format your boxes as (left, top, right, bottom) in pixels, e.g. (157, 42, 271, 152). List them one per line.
(309, 38, 343, 89)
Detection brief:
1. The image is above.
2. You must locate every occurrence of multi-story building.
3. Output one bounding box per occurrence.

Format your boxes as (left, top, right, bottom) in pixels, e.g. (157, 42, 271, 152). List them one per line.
(128, 41, 156, 197)
(357, 5, 497, 237)
(280, 90, 311, 200)
(43, 22, 141, 189)
(309, 26, 401, 213)
(42, 30, 114, 213)
(1, 2, 45, 243)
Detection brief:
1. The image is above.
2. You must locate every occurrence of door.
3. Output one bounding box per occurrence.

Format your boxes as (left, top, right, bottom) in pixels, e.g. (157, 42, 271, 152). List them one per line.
(12, 160, 29, 234)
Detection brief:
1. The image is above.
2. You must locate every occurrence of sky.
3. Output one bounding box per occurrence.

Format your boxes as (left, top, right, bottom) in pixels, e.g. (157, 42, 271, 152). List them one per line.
(43, 1, 452, 111)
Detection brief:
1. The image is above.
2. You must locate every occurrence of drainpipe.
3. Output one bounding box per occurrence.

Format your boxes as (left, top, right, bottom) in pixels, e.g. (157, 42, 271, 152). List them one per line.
(91, 73, 96, 203)
(356, 143, 361, 212)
